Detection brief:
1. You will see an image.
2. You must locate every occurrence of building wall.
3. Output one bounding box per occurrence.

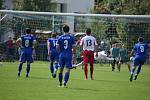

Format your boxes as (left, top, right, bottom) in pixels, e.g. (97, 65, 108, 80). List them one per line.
(54, 0, 94, 33)
(55, 0, 94, 13)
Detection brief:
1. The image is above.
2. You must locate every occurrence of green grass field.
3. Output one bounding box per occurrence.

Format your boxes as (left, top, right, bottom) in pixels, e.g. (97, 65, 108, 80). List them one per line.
(0, 61, 150, 100)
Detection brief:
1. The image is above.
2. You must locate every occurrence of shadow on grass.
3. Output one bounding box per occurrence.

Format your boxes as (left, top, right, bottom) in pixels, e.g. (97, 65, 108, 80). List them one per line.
(30, 76, 50, 80)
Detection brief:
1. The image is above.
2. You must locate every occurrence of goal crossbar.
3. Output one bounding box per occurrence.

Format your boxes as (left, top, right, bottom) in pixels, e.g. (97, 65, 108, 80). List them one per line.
(0, 10, 150, 19)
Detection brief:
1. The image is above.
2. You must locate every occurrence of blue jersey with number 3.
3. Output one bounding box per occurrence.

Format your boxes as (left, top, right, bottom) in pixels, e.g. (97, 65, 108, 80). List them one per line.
(57, 34, 75, 54)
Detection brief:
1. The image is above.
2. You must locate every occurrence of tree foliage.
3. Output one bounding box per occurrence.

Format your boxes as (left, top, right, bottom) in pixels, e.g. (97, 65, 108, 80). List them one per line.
(92, 0, 150, 49)
(13, 0, 56, 12)
(0, 0, 3, 9)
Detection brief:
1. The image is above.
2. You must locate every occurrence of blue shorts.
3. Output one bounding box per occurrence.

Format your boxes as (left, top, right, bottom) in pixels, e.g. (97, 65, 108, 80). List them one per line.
(19, 49, 33, 63)
(50, 51, 59, 62)
(133, 56, 146, 66)
(59, 53, 72, 69)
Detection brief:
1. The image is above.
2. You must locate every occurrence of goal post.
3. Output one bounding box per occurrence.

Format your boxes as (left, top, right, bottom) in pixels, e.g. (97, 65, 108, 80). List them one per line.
(0, 10, 150, 61)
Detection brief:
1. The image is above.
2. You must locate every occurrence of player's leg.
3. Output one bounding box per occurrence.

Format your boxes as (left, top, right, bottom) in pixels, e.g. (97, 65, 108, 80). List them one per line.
(63, 68, 70, 87)
(117, 60, 123, 72)
(130, 57, 138, 82)
(58, 67, 64, 87)
(111, 58, 115, 71)
(83, 51, 89, 80)
(26, 62, 31, 77)
(18, 51, 25, 77)
(89, 51, 94, 80)
(58, 57, 64, 86)
(53, 61, 59, 78)
(134, 60, 145, 80)
(26, 51, 33, 78)
(126, 62, 131, 72)
(63, 55, 73, 87)
(49, 55, 54, 76)
(18, 62, 23, 77)
(116, 58, 120, 71)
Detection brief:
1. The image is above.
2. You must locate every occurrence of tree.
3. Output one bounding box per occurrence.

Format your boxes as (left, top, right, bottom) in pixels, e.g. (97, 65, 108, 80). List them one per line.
(0, 0, 3, 9)
(92, 0, 150, 49)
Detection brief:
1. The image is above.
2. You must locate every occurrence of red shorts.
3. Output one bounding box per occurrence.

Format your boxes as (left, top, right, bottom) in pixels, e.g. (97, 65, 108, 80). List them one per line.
(83, 50, 94, 65)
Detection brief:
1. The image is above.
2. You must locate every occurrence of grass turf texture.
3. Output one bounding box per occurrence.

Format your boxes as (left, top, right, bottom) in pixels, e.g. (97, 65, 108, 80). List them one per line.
(0, 61, 150, 100)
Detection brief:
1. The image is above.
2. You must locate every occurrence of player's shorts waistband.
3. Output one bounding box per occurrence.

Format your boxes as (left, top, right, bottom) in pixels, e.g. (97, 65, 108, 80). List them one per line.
(84, 50, 94, 52)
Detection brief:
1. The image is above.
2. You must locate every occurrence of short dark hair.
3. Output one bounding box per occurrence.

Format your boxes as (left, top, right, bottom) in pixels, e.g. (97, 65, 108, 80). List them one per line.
(51, 32, 57, 38)
(138, 37, 144, 42)
(26, 28, 31, 34)
(63, 25, 70, 33)
(86, 28, 91, 35)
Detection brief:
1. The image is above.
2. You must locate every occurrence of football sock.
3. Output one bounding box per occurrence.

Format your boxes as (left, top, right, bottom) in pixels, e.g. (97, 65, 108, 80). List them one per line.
(136, 64, 142, 75)
(18, 63, 23, 73)
(58, 73, 63, 85)
(64, 72, 70, 85)
(26, 63, 30, 75)
(50, 62, 54, 74)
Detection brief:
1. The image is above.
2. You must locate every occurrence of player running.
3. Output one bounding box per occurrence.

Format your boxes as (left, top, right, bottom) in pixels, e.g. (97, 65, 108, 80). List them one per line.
(80, 28, 98, 80)
(130, 37, 150, 82)
(16, 28, 36, 78)
(118, 44, 131, 72)
(47, 32, 59, 78)
(109, 43, 120, 71)
(57, 25, 76, 87)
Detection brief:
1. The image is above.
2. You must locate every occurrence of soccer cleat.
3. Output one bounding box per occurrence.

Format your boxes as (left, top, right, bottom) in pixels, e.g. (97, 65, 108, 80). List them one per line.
(130, 74, 133, 82)
(58, 83, 62, 87)
(134, 75, 138, 80)
(18, 73, 20, 77)
(52, 73, 56, 78)
(26, 74, 29, 78)
(91, 77, 94, 80)
(62, 83, 67, 88)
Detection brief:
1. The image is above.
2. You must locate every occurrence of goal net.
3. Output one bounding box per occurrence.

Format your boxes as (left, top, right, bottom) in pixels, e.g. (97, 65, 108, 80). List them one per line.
(0, 10, 150, 61)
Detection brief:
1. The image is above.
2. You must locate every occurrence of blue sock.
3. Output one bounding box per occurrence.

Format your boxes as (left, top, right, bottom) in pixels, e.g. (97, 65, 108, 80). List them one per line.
(26, 63, 30, 74)
(64, 72, 70, 85)
(136, 64, 142, 75)
(18, 63, 23, 73)
(58, 73, 63, 85)
(50, 62, 54, 74)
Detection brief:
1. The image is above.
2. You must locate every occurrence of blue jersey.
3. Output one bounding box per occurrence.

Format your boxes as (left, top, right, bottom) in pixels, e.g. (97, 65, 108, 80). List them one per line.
(21, 34, 36, 49)
(133, 43, 149, 57)
(133, 42, 149, 66)
(20, 34, 36, 63)
(57, 34, 75, 55)
(47, 38, 59, 61)
(47, 38, 58, 52)
(57, 34, 75, 68)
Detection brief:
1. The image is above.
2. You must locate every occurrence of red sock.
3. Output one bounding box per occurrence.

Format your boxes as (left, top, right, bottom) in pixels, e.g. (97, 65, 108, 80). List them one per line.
(90, 64, 93, 79)
(84, 64, 88, 79)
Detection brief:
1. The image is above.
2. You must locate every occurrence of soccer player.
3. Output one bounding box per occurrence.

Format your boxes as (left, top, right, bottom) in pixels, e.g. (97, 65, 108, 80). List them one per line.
(80, 28, 98, 80)
(118, 44, 131, 72)
(57, 25, 76, 87)
(47, 32, 59, 78)
(130, 37, 150, 82)
(16, 28, 36, 78)
(109, 43, 120, 71)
